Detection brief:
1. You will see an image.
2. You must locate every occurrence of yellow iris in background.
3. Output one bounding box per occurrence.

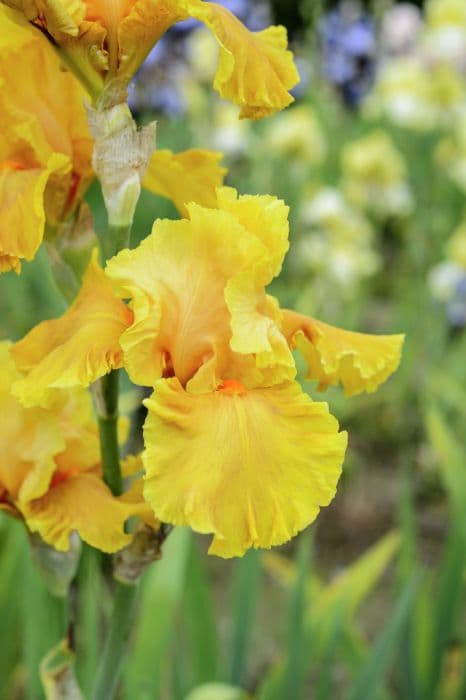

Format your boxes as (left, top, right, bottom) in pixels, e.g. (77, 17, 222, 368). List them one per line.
(2, 0, 300, 112)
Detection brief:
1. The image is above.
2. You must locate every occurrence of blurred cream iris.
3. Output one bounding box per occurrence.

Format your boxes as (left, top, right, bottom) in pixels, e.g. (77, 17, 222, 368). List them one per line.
(368, 0, 466, 131)
(298, 187, 379, 291)
(341, 130, 413, 218)
(263, 106, 327, 165)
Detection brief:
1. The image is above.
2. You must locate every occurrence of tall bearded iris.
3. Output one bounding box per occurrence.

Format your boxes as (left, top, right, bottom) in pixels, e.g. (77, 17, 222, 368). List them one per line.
(11, 186, 404, 557)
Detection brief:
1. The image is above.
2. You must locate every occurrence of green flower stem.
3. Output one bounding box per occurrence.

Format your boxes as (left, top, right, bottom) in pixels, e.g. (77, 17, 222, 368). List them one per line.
(105, 223, 133, 262)
(91, 581, 138, 700)
(94, 370, 123, 497)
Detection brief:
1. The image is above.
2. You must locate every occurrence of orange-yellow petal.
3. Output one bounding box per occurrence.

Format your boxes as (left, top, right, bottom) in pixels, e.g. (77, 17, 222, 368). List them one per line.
(184, 0, 299, 118)
(0, 343, 70, 505)
(21, 473, 136, 552)
(143, 378, 347, 558)
(117, 0, 187, 84)
(143, 148, 227, 216)
(283, 310, 405, 396)
(217, 189, 293, 372)
(106, 188, 291, 389)
(12, 250, 132, 407)
(0, 156, 69, 272)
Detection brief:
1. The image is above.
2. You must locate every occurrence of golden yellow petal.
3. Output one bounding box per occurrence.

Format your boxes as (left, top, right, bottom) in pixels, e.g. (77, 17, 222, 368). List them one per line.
(0, 342, 65, 503)
(0, 19, 94, 226)
(106, 189, 293, 388)
(119, 475, 159, 528)
(282, 310, 405, 396)
(12, 250, 132, 407)
(184, 0, 299, 118)
(21, 473, 135, 552)
(143, 378, 347, 558)
(117, 0, 187, 83)
(3, 0, 83, 35)
(217, 189, 293, 373)
(143, 148, 227, 216)
(0, 165, 53, 269)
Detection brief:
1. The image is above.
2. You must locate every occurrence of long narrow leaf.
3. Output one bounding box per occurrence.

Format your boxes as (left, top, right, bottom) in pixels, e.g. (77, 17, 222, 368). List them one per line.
(346, 573, 421, 700)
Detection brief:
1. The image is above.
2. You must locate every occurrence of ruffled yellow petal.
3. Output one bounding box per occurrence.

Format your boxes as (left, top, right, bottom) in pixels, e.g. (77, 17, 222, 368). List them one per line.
(0, 157, 68, 271)
(143, 378, 347, 558)
(282, 310, 405, 396)
(21, 473, 136, 552)
(217, 188, 293, 373)
(0, 352, 101, 515)
(0, 13, 93, 250)
(12, 250, 132, 407)
(0, 342, 65, 504)
(143, 148, 227, 216)
(106, 188, 292, 389)
(184, 0, 299, 118)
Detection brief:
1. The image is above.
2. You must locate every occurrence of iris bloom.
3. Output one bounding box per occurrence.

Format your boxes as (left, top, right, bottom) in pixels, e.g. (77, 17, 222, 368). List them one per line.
(3, 0, 300, 113)
(0, 342, 148, 552)
(0, 6, 93, 273)
(12, 187, 404, 557)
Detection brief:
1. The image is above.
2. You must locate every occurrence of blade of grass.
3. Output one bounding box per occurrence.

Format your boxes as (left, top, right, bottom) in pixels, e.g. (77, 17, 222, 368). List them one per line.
(280, 531, 313, 700)
(228, 548, 262, 686)
(123, 527, 191, 700)
(346, 572, 421, 700)
(184, 538, 219, 686)
(315, 598, 345, 700)
(425, 530, 466, 699)
(0, 518, 26, 695)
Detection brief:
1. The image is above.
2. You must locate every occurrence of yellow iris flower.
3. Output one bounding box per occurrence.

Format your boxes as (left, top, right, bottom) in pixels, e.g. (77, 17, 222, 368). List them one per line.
(3, 0, 299, 112)
(12, 186, 403, 557)
(0, 342, 147, 552)
(0, 5, 93, 273)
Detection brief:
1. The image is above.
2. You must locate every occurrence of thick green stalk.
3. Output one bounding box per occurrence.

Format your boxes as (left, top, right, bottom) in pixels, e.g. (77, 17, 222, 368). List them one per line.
(93, 370, 123, 496)
(91, 582, 138, 700)
(105, 223, 133, 261)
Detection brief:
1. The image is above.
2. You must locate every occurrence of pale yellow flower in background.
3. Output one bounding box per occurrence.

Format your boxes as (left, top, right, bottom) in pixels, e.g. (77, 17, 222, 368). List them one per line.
(341, 130, 413, 218)
(297, 187, 380, 290)
(424, 0, 466, 66)
(263, 105, 327, 165)
(365, 57, 466, 130)
(0, 5, 93, 273)
(447, 216, 466, 268)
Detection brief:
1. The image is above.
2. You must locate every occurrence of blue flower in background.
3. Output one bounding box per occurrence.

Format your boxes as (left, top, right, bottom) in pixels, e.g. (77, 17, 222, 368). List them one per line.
(319, 5, 376, 107)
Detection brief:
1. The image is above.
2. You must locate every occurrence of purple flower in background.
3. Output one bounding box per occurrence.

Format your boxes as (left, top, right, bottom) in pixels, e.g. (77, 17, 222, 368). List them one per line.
(319, 3, 376, 107)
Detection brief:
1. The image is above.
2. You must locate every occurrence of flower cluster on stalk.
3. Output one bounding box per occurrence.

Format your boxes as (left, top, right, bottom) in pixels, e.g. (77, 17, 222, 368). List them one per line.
(0, 0, 403, 560)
